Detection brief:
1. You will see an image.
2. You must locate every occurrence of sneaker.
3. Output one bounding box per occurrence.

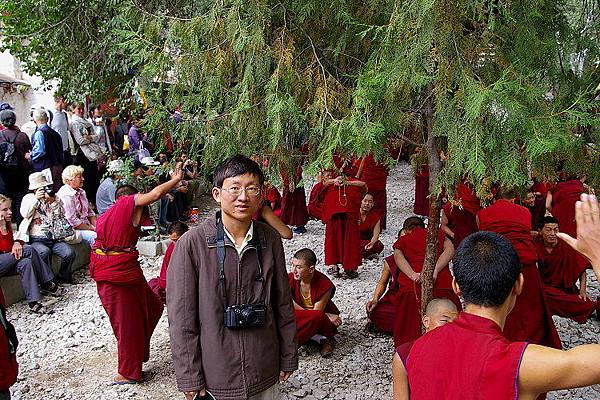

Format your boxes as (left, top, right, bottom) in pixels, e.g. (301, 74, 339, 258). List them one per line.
(41, 282, 67, 297)
(28, 302, 46, 314)
(293, 226, 307, 234)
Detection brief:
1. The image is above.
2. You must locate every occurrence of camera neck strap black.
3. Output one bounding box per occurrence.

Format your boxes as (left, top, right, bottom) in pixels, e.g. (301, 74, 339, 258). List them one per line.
(215, 211, 264, 308)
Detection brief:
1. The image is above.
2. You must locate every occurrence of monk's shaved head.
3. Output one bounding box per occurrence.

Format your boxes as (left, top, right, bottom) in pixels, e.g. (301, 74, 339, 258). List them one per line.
(423, 298, 459, 332)
(403, 216, 425, 231)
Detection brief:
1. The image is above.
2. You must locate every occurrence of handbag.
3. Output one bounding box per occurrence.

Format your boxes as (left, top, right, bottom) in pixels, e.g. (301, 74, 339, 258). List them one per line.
(137, 141, 151, 161)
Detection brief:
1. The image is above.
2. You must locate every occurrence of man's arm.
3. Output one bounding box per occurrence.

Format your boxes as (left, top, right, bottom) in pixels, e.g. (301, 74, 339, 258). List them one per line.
(261, 206, 293, 239)
(366, 262, 391, 313)
(392, 353, 410, 400)
(545, 192, 553, 213)
(30, 130, 45, 161)
(519, 344, 600, 397)
(166, 233, 205, 394)
(70, 123, 94, 145)
(134, 165, 184, 208)
(271, 234, 299, 377)
(394, 248, 419, 283)
(433, 238, 455, 279)
(312, 290, 332, 312)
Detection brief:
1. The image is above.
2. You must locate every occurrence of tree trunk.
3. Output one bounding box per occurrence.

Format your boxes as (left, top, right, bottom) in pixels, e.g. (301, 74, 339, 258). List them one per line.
(420, 82, 442, 318)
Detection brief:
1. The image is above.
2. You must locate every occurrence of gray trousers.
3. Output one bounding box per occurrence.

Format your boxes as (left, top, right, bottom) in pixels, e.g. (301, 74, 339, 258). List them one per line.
(0, 245, 54, 303)
(31, 240, 75, 282)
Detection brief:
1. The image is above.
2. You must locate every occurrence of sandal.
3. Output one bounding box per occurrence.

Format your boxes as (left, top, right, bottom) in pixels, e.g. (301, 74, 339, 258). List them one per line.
(28, 302, 46, 314)
(326, 266, 339, 276)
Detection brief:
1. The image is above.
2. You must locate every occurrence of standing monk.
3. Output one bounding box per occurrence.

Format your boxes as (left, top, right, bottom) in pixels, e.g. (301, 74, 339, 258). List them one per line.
(546, 177, 585, 237)
(89, 167, 184, 384)
(354, 154, 390, 229)
(307, 171, 329, 222)
(477, 188, 561, 349)
(322, 172, 367, 279)
(358, 193, 384, 259)
(288, 248, 341, 358)
(535, 216, 598, 323)
(441, 182, 480, 248)
(392, 217, 461, 347)
(280, 154, 309, 234)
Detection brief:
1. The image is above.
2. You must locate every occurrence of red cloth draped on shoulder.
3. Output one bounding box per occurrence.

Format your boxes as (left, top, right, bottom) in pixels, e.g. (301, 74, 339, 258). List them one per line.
(308, 182, 326, 221)
(413, 165, 430, 216)
(0, 287, 18, 392)
(406, 312, 528, 400)
(264, 186, 282, 217)
(288, 270, 339, 344)
(443, 202, 478, 249)
(535, 239, 597, 323)
(477, 200, 561, 349)
(90, 195, 147, 284)
(551, 180, 584, 237)
(391, 228, 461, 346)
(368, 255, 401, 334)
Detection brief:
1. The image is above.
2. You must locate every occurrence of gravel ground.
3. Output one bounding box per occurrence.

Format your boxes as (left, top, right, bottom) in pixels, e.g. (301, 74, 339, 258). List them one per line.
(5, 162, 599, 399)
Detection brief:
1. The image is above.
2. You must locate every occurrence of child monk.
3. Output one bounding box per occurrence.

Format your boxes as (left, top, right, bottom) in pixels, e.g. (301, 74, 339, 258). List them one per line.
(391, 217, 461, 347)
(288, 248, 341, 358)
(359, 193, 384, 259)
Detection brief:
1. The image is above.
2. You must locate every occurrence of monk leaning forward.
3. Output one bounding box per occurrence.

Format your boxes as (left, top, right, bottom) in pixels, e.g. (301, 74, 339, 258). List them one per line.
(89, 167, 184, 384)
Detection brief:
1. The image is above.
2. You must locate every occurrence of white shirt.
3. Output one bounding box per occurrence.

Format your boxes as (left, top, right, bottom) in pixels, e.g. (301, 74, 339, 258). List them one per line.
(224, 222, 254, 255)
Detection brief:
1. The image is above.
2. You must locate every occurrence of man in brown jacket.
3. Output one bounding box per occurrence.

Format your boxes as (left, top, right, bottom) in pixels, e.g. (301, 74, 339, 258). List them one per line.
(167, 155, 298, 400)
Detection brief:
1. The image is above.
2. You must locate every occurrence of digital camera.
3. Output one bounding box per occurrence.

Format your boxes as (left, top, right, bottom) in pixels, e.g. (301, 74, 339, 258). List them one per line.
(224, 303, 266, 328)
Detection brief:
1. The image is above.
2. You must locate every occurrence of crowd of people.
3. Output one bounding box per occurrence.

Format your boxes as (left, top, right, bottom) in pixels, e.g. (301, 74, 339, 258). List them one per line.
(0, 115, 600, 399)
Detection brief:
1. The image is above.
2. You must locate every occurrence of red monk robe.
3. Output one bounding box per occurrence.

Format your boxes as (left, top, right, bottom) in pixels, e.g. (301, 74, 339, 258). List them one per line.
(529, 180, 552, 229)
(413, 165, 430, 216)
(549, 180, 584, 237)
(368, 255, 401, 333)
(359, 210, 384, 258)
(307, 182, 325, 221)
(288, 270, 339, 344)
(354, 154, 390, 229)
(392, 228, 461, 347)
(477, 200, 561, 349)
(535, 239, 598, 323)
(280, 162, 309, 228)
(148, 241, 175, 304)
(264, 185, 283, 218)
(406, 312, 528, 400)
(89, 195, 164, 382)
(322, 178, 364, 272)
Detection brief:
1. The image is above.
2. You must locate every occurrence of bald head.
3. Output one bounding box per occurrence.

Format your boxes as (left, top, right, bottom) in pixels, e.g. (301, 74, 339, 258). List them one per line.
(423, 298, 459, 332)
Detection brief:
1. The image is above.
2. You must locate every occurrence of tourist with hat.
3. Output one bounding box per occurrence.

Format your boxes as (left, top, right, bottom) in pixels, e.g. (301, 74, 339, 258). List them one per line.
(18, 172, 77, 284)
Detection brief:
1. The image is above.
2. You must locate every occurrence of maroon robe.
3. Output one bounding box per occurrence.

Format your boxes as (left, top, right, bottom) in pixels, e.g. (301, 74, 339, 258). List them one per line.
(413, 165, 430, 216)
(443, 202, 479, 249)
(307, 182, 325, 221)
(280, 169, 309, 227)
(406, 312, 528, 400)
(535, 239, 597, 323)
(148, 241, 175, 304)
(354, 154, 390, 229)
(0, 288, 18, 392)
(478, 200, 561, 349)
(288, 271, 339, 344)
(265, 186, 282, 218)
(323, 180, 363, 271)
(358, 210, 384, 258)
(89, 195, 164, 381)
(368, 255, 401, 334)
(551, 180, 584, 237)
(392, 228, 461, 347)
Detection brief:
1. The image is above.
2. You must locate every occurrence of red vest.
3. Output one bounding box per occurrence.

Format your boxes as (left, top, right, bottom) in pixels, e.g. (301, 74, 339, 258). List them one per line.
(407, 312, 528, 400)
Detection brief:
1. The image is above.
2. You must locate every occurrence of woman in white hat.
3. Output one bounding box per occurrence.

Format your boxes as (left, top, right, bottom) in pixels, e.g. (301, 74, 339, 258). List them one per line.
(18, 172, 77, 284)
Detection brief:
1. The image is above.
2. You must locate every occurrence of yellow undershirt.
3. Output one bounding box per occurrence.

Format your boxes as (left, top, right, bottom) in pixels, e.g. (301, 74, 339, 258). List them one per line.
(301, 292, 314, 310)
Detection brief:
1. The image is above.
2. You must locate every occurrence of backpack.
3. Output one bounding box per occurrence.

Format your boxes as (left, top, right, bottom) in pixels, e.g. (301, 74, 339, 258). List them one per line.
(0, 132, 18, 167)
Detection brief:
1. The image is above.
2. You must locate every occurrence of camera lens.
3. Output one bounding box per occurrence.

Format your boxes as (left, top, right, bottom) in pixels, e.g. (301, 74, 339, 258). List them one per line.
(240, 308, 259, 325)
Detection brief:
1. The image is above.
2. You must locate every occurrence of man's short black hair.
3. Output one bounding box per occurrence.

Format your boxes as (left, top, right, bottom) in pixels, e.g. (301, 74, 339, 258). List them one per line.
(168, 221, 189, 237)
(293, 248, 317, 267)
(116, 185, 138, 199)
(212, 154, 264, 188)
(453, 231, 522, 307)
(541, 216, 559, 227)
(403, 216, 425, 231)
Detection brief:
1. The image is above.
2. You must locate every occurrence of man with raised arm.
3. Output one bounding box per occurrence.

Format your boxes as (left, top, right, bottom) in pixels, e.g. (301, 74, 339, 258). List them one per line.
(401, 194, 600, 399)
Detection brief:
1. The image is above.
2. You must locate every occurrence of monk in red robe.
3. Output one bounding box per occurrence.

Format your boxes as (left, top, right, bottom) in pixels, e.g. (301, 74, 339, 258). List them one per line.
(307, 171, 331, 222)
(392, 298, 458, 399)
(280, 157, 309, 234)
(535, 216, 598, 323)
(398, 224, 600, 400)
(477, 189, 561, 349)
(354, 154, 390, 229)
(263, 182, 282, 218)
(288, 248, 340, 358)
(148, 221, 189, 305)
(89, 168, 184, 384)
(441, 182, 481, 248)
(322, 173, 366, 279)
(413, 164, 429, 216)
(359, 193, 384, 259)
(546, 178, 585, 237)
(391, 217, 461, 347)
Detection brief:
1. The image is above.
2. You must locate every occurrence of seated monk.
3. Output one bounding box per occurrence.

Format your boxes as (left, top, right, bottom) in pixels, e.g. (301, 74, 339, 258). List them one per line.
(148, 221, 189, 304)
(535, 216, 598, 323)
(359, 193, 384, 259)
(392, 298, 458, 399)
(399, 218, 600, 400)
(366, 230, 403, 334)
(477, 188, 561, 350)
(288, 248, 341, 358)
(391, 217, 461, 347)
